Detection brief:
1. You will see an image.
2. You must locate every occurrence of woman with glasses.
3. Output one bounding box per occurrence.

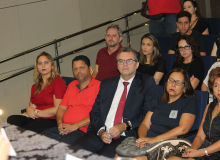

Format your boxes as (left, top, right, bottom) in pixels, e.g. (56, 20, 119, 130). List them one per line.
(115, 68, 197, 160)
(137, 33, 167, 85)
(7, 52, 66, 133)
(181, 0, 209, 35)
(172, 35, 204, 90)
(168, 67, 220, 160)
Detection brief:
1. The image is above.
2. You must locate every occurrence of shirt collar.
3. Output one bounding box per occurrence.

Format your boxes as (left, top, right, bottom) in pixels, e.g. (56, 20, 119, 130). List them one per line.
(75, 77, 96, 92)
(119, 75, 135, 85)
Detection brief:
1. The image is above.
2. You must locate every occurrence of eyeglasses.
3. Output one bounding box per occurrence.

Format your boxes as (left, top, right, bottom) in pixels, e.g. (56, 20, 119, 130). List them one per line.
(118, 59, 137, 65)
(168, 78, 185, 86)
(178, 45, 191, 51)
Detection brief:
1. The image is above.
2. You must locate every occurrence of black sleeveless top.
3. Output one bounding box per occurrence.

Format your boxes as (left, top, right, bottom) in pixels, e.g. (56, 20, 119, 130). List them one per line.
(194, 100, 220, 159)
(215, 37, 220, 58)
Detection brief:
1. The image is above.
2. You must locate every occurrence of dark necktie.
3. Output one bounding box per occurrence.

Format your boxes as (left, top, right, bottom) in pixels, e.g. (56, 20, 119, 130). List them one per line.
(113, 82, 129, 140)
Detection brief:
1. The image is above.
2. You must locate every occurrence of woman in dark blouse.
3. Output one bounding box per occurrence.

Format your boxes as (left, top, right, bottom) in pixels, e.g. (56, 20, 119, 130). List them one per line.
(211, 35, 220, 61)
(172, 35, 204, 90)
(182, 0, 209, 35)
(137, 33, 166, 85)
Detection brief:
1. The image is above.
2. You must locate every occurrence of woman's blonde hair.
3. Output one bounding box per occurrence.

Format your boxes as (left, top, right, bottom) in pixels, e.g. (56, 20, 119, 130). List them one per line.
(34, 52, 60, 94)
(139, 33, 162, 66)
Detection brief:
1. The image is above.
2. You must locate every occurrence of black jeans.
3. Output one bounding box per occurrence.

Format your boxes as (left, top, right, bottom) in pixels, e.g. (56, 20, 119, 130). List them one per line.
(73, 130, 127, 158)
(7, 115, 57, 133)
(41, 127, 85, 145)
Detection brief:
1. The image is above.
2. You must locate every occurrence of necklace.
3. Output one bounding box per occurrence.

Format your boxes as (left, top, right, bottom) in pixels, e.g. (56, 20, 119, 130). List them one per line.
(181, 62, 191, 72)
(190, 17, 199, 28)
(212, 103, 220, 118)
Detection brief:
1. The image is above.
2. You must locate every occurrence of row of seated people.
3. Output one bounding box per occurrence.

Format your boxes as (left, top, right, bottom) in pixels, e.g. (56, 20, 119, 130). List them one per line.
(6, 49, 220, 159)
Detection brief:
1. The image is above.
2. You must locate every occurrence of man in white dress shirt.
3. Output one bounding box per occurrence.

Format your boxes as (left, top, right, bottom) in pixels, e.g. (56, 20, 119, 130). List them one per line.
(73, 47, 158, 158)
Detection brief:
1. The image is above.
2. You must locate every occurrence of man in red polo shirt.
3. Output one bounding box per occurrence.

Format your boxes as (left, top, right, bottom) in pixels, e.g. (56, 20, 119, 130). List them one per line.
(92, 24, 123, 80)
(41, 55, 100, 145)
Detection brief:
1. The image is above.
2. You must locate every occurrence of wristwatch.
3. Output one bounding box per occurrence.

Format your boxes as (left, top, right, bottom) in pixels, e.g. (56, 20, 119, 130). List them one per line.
(125, 121, 131, 131)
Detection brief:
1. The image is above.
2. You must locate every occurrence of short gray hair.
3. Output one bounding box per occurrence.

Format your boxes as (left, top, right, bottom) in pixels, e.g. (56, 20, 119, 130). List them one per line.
(116, 47, 139, 62)
(106, 24, 123, 37)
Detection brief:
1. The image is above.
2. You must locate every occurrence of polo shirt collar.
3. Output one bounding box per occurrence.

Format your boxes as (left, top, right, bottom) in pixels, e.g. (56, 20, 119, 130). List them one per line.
(75, 77, 98, 92)
(104, 44, 123, 55)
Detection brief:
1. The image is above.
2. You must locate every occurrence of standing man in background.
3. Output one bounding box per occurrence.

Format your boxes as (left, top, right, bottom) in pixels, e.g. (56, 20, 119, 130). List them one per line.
(148, 0, 182, 34)
(92, 24, 123, 80)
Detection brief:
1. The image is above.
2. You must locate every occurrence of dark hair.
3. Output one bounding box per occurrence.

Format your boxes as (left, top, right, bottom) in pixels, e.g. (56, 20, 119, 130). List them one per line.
(139, 33, 162, 66)
(176, 11, 191, 22)
(183, 0, 202, 18)
(72, 55, 91, 69)
(117, 47, 139, 62)
(160, 68, 194, 103)
(175, 35, 201, 64)
(208, 67, 220, 95)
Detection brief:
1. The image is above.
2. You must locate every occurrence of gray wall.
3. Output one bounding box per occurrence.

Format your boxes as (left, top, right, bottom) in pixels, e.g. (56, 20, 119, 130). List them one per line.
(0, 0, 148, 121)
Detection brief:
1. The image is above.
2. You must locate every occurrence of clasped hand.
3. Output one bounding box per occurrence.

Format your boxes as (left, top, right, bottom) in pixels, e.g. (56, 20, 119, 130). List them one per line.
(136, 137, 157, 148)
(23, 104, 40, 119)
(58, 123, 79, 135)
(100, 123, 126, 144)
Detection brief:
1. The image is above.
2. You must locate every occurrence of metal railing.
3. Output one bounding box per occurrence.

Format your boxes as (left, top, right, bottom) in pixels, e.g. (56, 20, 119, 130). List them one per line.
(0, 9, 141, 64)
(0, 22, 149, 83)
(0, 8, 151, 83)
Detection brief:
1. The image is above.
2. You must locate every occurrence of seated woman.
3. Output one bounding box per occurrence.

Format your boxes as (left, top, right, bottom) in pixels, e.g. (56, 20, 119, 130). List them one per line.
(180, 0, 209, 35)
(7, 52, 66, 133)
(137, 33, 166, 85)
(172, 35, 204, 90)
(168, 67, 220, 160)
(211, 35, 220, 61)
(116, 68, 197, 160)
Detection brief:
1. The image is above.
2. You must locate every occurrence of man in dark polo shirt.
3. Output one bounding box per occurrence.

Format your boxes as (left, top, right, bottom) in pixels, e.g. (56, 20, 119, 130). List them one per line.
(92, 24, 123, 80)
(168, 11, 206, 56)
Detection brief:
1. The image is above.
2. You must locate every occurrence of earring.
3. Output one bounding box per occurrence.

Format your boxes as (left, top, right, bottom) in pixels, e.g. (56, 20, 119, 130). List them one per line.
(183, 90, 185, 93)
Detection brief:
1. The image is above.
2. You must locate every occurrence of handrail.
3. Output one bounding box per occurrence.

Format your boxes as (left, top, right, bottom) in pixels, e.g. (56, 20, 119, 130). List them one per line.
(0, 9, 141, 64)
(0, 22, 148, 83)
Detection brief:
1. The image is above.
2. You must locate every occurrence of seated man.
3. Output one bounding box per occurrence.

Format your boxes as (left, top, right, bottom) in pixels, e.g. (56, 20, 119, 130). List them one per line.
(168, 11, 206, 56)
(92, 24, 123, 80)
(73, 47, 158, 158)
(41, 55, 100, 145)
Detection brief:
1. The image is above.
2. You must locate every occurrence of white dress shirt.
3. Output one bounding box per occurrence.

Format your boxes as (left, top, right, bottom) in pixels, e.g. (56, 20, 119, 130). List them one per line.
(98, 75, 135, 136)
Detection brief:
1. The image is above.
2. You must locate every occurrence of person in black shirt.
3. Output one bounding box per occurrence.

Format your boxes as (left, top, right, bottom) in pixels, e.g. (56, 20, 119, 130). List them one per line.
(137, 33, 167, 85)
(211, 35, 220, 61)
(172, 35, 204, 90)
(182, 0, 209, 35)
(168, 11, 206, 56)
(115, 68, 197, 160)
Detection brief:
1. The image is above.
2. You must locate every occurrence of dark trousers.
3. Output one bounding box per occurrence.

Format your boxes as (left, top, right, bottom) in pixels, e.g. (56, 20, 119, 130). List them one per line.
(73, 130, 126, 158)
(41, 126, 85, 145)
(7, 115, 57, 133)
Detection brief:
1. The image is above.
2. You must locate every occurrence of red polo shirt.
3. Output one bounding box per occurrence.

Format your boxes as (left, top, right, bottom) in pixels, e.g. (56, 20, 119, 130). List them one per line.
(148, 0, 181, 15)
(60, 77, 100, 133)
(95, 44, 123, 80)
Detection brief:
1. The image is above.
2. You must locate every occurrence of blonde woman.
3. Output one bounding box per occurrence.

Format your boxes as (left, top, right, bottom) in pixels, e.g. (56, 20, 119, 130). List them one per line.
(137, 33, 166, 85)
(7, 52, 66, 133)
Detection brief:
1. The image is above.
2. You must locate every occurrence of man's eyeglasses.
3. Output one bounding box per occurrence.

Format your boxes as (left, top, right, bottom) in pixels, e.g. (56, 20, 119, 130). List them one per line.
(168, 78, 185, 86)
(118, 59, 137, 65)
(178, 45, 191, 51)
